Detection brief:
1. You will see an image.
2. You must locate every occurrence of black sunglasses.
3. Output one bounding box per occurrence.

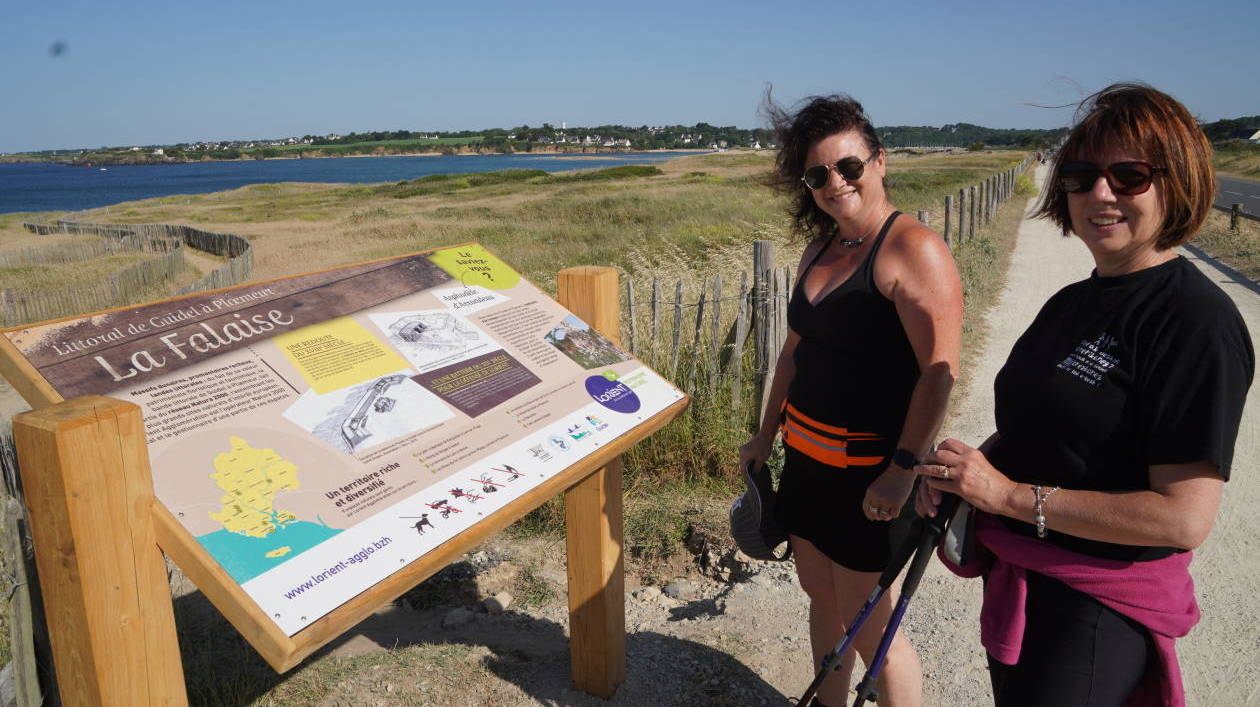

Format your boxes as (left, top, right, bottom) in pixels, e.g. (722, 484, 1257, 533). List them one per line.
(801, 151, 878, 190)
(1058, 160, 1165, 196)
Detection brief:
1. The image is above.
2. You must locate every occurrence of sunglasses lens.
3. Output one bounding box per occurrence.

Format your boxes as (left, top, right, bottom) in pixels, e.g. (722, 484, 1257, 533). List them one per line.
(1059, 163, 1099, 193)
(803, 165, 829, 189)
(837, 157, 865, 181)
(1109, 162, 1153, 195)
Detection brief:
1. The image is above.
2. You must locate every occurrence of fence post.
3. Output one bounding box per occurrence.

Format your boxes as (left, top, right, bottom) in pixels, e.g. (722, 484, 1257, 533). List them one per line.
(731, 271, 749, 410)
(944, 195, 953, 247)
(1, 498, 42, 707)
(650, 279, 659, 354)
(957, 188, 966, 244)
(752, 241, 774, 422)
(708, 274, 722, 393)
(556, 266, 626, 700)
(689, 280, 707, 386)
(969, 185, 977, 240)
(12, 396, 188, 706)
(916, 210, 929, 227)
(625, 280, 636, 355)
(1232, 203, 1243, 231)
(670, 280, 683, 375)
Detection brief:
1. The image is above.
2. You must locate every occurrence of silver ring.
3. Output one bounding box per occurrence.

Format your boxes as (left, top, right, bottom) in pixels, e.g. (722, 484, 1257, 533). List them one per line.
(940, 466, 951, 480)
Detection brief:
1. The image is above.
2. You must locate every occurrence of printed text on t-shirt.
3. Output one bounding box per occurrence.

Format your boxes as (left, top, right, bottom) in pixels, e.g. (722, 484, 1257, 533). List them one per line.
(1056, 334, 1119, 387)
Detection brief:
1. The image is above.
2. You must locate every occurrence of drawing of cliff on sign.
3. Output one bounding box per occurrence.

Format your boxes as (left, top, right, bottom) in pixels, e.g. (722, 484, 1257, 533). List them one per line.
(368, 309, 494, 373)
(282, 369, 454, 453)
(544, 314, 632, 369)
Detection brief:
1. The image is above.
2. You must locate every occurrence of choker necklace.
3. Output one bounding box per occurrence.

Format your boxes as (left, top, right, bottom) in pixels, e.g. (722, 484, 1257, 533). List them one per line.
(835, 209, 893, 248)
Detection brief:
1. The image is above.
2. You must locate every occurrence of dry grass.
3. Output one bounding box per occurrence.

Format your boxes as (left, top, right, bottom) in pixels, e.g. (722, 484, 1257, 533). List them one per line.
(1194, 209, 1260, 281)
(1213, 141, 1260, 180)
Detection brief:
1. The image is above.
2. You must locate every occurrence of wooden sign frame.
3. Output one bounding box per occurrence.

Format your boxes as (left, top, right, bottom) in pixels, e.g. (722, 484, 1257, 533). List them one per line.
(1, 248, 688, 703)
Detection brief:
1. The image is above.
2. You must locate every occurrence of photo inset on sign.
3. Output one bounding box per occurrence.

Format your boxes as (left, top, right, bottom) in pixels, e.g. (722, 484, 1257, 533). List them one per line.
(368, 309, 495, 373)
(544, 314, 632, 369)
(282, 369, 454, 453)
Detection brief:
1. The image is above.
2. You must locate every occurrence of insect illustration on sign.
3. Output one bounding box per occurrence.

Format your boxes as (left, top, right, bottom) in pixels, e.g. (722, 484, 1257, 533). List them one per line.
(475, 474, 505, 494)
(449, 487, 483, 503)
(492, 464, 524, 481)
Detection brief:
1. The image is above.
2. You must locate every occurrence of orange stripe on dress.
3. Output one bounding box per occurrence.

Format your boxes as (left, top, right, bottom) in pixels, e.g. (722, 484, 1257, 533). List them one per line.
(776, 418, 887, 468)
(785, 402, 883, 440)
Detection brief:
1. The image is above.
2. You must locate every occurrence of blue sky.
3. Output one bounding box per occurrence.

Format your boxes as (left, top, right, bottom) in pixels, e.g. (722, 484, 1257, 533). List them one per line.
(2, 0, 1256, 153)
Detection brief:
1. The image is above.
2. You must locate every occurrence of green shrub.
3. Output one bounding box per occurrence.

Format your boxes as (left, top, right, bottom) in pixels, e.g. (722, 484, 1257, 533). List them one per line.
(1015, 173, 1037, 196)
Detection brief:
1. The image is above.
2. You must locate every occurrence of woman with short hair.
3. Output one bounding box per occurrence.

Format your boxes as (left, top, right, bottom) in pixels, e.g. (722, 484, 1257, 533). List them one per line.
(916, 83, 1254, 706)
(740, 94, 963, 707)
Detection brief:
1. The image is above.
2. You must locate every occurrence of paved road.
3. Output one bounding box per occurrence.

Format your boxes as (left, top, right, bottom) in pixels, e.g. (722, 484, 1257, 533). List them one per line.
(1217, 175, 1260, 216)
(922, 165, 1260, 706)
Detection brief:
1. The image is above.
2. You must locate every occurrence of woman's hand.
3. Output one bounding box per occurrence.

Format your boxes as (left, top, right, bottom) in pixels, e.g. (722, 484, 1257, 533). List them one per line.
(739, 433, 775, 475)
(916, 437, 1019, 515)
(862, 467, 916, 521)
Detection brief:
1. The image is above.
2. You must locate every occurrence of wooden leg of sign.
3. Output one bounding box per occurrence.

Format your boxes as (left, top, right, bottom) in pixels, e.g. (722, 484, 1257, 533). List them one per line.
(557, 266, 622, 348)
(564, 457, 626, 699)
(13, 396, 187, 706)
(557, 265, 626, 698)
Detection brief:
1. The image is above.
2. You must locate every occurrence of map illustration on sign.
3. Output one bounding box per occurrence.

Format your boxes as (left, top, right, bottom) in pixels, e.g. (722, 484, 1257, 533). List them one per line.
(0, 243, 685, 636)
(196, 436, 341, 583)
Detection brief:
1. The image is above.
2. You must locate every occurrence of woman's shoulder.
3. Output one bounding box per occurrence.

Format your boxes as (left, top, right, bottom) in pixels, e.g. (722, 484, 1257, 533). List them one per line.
(1155, 257, 1247, 331)
(882, 214, 950, 259)
(876, 215, 958, 280)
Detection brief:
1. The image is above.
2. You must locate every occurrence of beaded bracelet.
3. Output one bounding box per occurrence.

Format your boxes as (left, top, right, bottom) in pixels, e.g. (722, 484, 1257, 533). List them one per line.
(1031, 485, 1061, 539)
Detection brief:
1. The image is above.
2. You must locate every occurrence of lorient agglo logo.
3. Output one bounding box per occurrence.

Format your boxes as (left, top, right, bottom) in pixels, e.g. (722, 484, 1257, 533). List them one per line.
(584, 374, 640, 413)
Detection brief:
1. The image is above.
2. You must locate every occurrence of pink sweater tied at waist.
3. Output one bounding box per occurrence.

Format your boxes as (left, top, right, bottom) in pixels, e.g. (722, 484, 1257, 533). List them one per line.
(938, 511, 1200, 707)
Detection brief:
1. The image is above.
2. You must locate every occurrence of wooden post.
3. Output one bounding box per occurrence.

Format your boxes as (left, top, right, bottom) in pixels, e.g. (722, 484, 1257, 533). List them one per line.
(1, 498, 42, 707)
(555, 266, 626, 700)
(708, 274, 722, 393)
(1232, 203, 1243, 231)
(689, 280, 707, 386)
(650, 278, 659, 355)
(731, 271, 749, 410)
(624, 280, 636, 355)
(12, 396, 188, 706)
(957, 188, 966, 244)
(916, 209, 929, 226)
(944, 195, 954, 247)
(670, 280, 683, 375)
(969, 185, 977, 240)
(752, 242, 774, 421)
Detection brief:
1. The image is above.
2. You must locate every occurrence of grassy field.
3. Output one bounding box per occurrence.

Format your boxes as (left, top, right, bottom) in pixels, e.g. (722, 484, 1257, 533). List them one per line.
(2, 150, 1024, 291)
(1214, 140, 1260, 179)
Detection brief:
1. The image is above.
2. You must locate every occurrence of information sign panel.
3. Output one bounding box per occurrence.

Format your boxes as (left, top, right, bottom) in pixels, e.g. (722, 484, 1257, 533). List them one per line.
(1, 243, 684, 637)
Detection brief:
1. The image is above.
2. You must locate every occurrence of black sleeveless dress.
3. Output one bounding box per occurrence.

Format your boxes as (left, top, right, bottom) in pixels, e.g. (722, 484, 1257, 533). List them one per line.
(774, 211, 920, 571)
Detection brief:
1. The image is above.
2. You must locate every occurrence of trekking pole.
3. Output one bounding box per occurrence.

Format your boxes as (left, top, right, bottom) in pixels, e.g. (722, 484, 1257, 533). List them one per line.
(850, 496, 957, 706)
(796, 506, 925, 706)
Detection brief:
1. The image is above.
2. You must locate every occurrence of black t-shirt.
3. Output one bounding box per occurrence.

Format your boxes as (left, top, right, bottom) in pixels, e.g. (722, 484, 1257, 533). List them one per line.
(988, 256, 1254, 561)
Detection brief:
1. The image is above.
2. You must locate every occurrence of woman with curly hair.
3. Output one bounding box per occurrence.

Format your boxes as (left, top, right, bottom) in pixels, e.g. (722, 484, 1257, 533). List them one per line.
(740, 94, 962, 707)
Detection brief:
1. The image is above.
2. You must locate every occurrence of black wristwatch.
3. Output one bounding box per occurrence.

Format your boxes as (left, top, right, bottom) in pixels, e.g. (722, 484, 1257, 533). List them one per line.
(891, 448, 920, 470)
